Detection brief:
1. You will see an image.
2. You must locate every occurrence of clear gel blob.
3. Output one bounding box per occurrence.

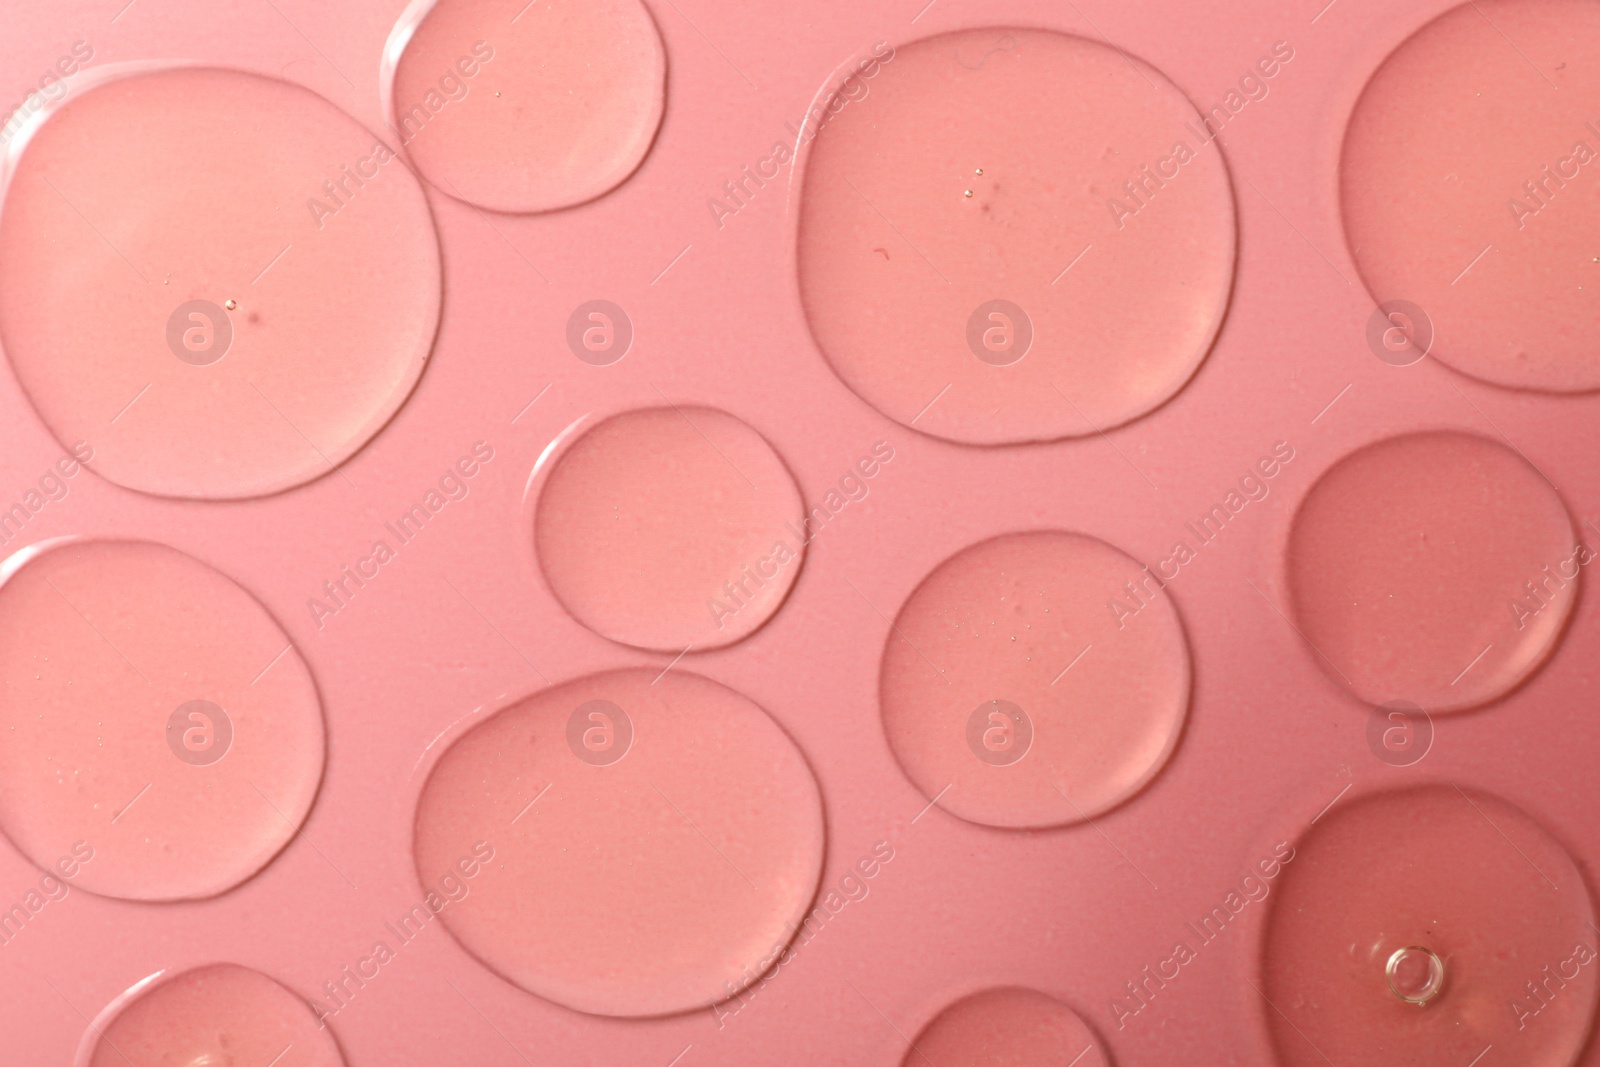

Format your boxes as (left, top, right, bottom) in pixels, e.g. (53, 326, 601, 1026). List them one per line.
(1342, 0, 1600, 390)
(880, 531, 1190, 829)
(1262, 784, 1597, 1067)
(797, 28, 1235, 444)
(906, 987, 1110, 1067)
(534, 406, 805, 651)
(0, 66, 440, 498)
(88, 963, 344, 1067)
(386, 0, 666, 213)
(412, 668, 824, 1016)
(0, 540, 325, 900)
(1287, 431, 1576, 711)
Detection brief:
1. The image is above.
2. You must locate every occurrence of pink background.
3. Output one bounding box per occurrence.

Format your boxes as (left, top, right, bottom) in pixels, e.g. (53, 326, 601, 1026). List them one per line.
(2, 0, 1599, 1063)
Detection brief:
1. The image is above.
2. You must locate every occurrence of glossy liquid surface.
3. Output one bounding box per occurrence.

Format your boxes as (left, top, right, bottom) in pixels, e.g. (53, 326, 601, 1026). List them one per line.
(387, 0, 666, 213)
(880, 531, 1190, 828)
(1287, 431, 1576, 712)
(535, 406, 805, 651)
(412, 668, 824, 1016)
(0, 67, 439, 498)
(797, 28, 1235, 444)
(0, 540, 325, 899)
(1262, 785, 1597, 1067)
(906, 987, 1110, 1067)
(1342, 0, 1600, 391)
(88, 963, 344, 1067)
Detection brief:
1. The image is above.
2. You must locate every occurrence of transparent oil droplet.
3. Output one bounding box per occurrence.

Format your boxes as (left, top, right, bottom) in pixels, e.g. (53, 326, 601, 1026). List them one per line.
(907, 987, 1108, 1067)
(413, 669, 823, 1016)
(0, 539, 324, 900)
(384, 0, 665, 213)
(796, 27, 1233, 444)
(1342, 0, 1600, 390)
(1288, 430, 1576, 712)
(0, 67, 439, 498)
(1263, 784, 1597, 1067)
(534, 406, 804, 651)
(881, 531, 1189, 828)
(89, 964, 344, 1067)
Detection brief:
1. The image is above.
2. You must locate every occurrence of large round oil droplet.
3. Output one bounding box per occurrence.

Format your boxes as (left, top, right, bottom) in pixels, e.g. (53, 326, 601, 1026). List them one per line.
(1342, 0, 1600, 391)
(1261, 784, 1597, 1067)
(1287, 431, 1577, 712)
(413, 669, 823, 1016)
(907, 987, 1110, 1067)
(0, 67, 440, 499)
(796, 28, 1234, 445)
(534, 406, 805, 651)
(0, 540, 324, 900)
(87, 963, 344, 1067)
(880, 531, 1190, 829)
(385, 0, 665, 213)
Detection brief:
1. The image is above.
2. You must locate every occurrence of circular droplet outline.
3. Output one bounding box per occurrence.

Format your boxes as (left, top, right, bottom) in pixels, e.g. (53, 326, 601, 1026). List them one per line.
(0, 535, 329, 901)
(878, 529, 1193, 830)
(528, 403, 810, 653)
(379, 0, 668, 215)
(1280, 427, 1580, 714)
(73, 962, 346, 1067)
(0, 62, 443, 501)
(409, 666, 827, 1017)
(783, 26, 1240, 447)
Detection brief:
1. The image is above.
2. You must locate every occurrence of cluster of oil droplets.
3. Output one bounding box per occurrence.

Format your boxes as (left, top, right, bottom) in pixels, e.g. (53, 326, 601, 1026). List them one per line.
(1258, 1, 1600, 1060)
(0, 0, 1593, 1063)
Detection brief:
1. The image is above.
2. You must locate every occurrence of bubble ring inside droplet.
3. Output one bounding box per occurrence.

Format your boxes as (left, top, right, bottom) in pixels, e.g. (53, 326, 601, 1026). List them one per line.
(1386, 945, 1445, 1005)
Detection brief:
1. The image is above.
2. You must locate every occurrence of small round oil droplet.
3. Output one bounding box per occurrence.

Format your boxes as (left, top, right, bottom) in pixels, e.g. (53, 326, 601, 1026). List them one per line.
(385, 0, 666, 212)
(880, 531, 1190, 828)
(223, 298, 237, 310)
(1288, 430, 1576, 711)
(413, 669, 824, 1017)
(0, 540, 324, 900)
(1387, 945, 1445, 1004)
(906, 987, 1109, 1067)
(535, 406, 804, 651)
(88, 963, 344, 1067)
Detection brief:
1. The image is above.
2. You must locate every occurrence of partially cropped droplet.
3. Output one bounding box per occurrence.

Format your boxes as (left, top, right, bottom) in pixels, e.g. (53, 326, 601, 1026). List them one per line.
(89, 963, 344, 1067)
